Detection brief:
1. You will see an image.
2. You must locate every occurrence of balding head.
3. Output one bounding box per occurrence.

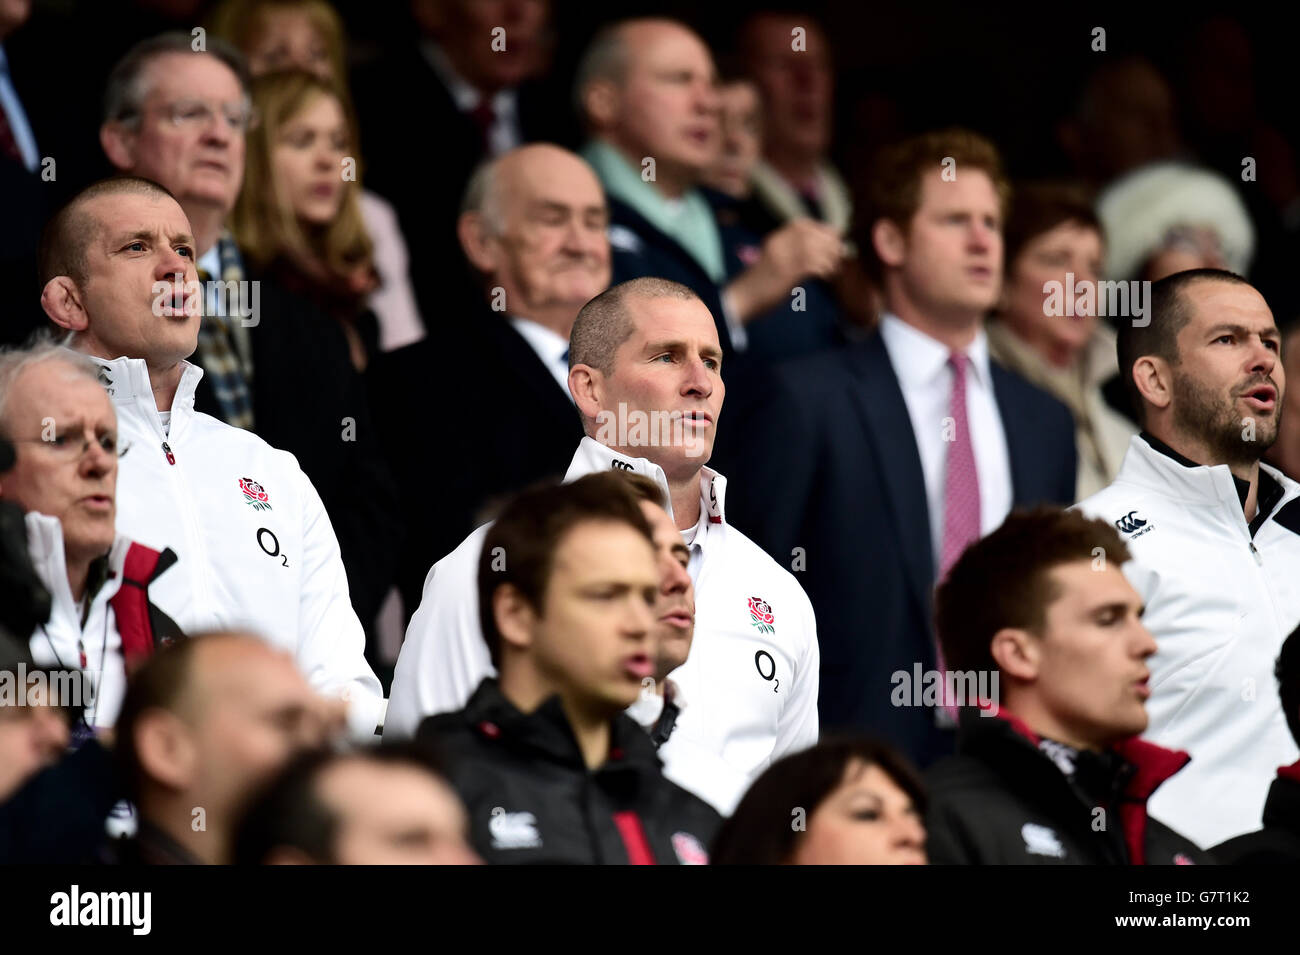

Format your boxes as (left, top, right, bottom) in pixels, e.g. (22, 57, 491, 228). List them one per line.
(458, 143, 610, 336)
(117, 631, 338, 863)
(577, 19, 719, 197)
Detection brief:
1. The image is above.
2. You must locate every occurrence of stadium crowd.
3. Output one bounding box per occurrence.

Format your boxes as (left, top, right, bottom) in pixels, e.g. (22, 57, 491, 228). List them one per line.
(2, 0, 1300, 866)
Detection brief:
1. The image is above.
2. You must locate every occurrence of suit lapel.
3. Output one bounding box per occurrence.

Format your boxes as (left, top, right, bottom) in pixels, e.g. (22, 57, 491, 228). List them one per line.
(990, 362, 1030, 504)
(488, 315, 576, 419)
(845, 334, 935, 616)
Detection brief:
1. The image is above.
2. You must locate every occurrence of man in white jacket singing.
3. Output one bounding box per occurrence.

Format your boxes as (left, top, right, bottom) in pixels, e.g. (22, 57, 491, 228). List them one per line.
(0, 343, 181, 734)
(36, 176, 384, 739)
(388, 277, 820, 814)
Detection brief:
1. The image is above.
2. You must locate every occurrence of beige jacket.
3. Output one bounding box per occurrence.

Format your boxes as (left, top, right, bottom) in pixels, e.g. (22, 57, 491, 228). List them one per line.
(987, 321, 1135, 500)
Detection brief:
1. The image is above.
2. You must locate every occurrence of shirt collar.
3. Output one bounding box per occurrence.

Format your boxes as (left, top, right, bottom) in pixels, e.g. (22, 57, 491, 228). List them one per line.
(562, 436, 729, 529)
(420, 41, 516, 116)
(87, 354, 204, 416)
(879, 312, 993, 389)
(508, 316, 569, 367)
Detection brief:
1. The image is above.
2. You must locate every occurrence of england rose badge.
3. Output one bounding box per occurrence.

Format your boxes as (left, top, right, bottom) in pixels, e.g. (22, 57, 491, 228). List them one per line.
(748, 596, 775, 634)
(239, 477, 271, 511)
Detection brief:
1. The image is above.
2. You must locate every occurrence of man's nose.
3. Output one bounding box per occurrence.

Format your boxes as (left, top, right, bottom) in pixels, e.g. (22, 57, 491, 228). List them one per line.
(660, 558, 690, 596)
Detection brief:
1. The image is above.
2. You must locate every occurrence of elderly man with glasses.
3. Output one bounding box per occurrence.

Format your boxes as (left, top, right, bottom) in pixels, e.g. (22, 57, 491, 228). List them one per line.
(0, 343, 182, 736)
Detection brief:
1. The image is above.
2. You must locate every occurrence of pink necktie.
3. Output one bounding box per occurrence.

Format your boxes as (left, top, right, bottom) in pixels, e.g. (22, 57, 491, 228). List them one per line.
(937, 352, 981, 719)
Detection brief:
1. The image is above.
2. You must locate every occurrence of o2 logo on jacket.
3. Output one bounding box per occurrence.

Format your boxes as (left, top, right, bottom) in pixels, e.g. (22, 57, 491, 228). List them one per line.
(256, 527, 289, 567)
(755, 650, 779, 694)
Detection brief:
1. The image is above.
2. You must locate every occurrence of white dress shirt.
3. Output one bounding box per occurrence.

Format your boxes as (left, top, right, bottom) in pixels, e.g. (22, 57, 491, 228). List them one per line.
(421, 42, 520, 157)
(509, 316, 573, 400)
(878, 313, 1013, 572)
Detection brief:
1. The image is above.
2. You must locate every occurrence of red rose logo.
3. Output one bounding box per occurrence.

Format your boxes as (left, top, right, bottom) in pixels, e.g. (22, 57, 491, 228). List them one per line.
(239, 477, 272, 511)
(748, 596, 775, 633)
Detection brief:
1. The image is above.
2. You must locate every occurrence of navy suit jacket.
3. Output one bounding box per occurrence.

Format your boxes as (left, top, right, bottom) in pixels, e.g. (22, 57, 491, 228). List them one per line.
(751, 329, 1077, 766)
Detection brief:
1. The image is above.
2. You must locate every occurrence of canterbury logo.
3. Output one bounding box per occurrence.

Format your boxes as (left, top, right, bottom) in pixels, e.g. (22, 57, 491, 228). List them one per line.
(1115, 511, 1147, 534)
(610, 460, 635, 471)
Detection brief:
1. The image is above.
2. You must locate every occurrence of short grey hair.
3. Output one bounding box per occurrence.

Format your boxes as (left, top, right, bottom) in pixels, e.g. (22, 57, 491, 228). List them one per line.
(569, 277, 700, 376)
(460, 157, 506, 237)
(573, 22, 631, 121)
(103, 31, 252, 127)
(0, 340, 104, 439)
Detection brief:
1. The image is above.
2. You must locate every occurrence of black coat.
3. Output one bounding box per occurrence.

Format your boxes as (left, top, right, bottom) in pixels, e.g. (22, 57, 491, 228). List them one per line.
(925, 709, 1212, 865)
(368, 307, 586, 616)
(1210, 764, 1300, 864)
(749, 330, 1077, 765)
(416, 679, 721, 865)
(192, 275, 402, 629)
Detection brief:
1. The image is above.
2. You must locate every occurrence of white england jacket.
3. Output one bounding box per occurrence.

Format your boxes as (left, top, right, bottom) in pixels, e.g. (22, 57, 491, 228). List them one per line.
(92, 356, 384, 738)
(1076, 434, 1300, 847)
(387, 437, 821, 814)
(25, 512, 174, 730)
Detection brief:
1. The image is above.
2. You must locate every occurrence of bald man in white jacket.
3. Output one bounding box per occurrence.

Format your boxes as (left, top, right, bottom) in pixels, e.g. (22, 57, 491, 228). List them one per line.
(388, 279, 819, 814)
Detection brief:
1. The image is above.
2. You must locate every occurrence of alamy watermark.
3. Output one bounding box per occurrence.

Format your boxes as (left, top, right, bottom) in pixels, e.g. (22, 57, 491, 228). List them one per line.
(1043, 272, 1150, 327)
(593, 402, 711, 458)
(890, 663, 999, 715)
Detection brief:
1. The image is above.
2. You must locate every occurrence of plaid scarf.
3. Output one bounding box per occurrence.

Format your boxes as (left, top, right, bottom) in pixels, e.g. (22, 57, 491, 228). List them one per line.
(197, 233, 255, 430)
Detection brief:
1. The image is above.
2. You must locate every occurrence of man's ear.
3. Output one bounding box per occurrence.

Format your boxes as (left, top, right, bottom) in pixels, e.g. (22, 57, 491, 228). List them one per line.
(99, 121, 137, 172)
(568, 363, 603, 422)
(41, 276, 89, 334)
(133, 709, 197, 793)
(457, 211, 496, 274)
(1132, 356, 1172, 413)
(493, 584, 537, 656)
(989, 626, 1039, 684)
(581, 80, 619, 133)
(872, 218, 906, 270)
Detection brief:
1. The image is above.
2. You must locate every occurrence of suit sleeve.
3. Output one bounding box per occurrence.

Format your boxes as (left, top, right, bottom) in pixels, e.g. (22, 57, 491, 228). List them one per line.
(384, 525, 496, 738)
(772, 586, 820, 758)
(292, 465, 386, 739)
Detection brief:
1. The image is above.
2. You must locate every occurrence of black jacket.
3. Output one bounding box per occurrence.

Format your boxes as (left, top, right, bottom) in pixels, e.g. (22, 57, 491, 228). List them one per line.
(416, 679, 720, 865)
(1210, 763, 1300, 864)
(925, 708, 1211, 865)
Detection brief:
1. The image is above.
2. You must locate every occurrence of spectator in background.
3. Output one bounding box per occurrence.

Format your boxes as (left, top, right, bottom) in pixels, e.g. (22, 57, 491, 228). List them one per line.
(1075, 269, 1300, 848)
(232, 744, 481, 865)
(712, 737, 927, 865)
(762, 129, 1076, 766)
(98, 33, 401, 640)
(1265, 321, 1300, 481)
(385, 143, 601, 614)
(702, 74, 847, 361)
(1057, 56, 1183, 189)
(736, 12, 852, 240)
(575, 18, 846, 351)
(414, 474, 720, 864)
(231, 70, 379, 371)
(926, 508, 1208, 864)
(352, 0, 561, 328)
(1211, 623, 1300, 864)
(0, 343, 182, 733)
(1096, 161, 1254, 284)
(38, 177, 385, 738)
(0, 0, 48, 345)
(111, 632, 345, 865)
(987, 183, 1134, 498)
(209, 0, 426, 355)
(0, 632, 68, 804)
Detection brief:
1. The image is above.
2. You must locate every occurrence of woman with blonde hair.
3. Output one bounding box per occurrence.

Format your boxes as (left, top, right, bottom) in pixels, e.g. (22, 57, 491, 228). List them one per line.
(213, 0, 426, 363)
(231, 70, 381, 369)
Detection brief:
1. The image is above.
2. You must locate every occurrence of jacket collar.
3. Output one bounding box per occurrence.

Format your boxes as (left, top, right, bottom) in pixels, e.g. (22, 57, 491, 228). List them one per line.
(23, 511, 132, 622)
(87, 355, 204, 420)
(1118, 432, 1300, 517)
(563, 436, 728, 528)
(462, 678, 663, 775)
(959, 705, 1190, 812)
(1260, 760, 1300, 837)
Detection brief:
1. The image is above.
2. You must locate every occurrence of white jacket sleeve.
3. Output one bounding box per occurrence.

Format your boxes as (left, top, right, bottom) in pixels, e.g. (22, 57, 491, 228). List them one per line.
(384, 523, 496, 738)
(293, 466, 386, 740)
(771, 588, 820, 758)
